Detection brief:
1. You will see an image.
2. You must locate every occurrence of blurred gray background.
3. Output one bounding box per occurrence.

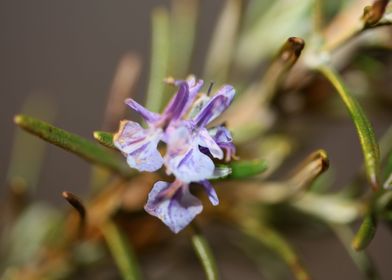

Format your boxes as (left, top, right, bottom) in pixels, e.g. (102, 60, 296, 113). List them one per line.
(0, 0, 221, 201)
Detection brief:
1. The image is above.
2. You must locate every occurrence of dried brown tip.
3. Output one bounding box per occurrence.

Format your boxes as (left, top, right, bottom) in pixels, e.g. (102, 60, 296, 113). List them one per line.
(370, 174, 380, 192)
(62, 191, 86, 222)
(315, 149, 330, 173)
(362, 0, 389, 27)
(290, 149, 329, 179)
(278, 37, 305, 66)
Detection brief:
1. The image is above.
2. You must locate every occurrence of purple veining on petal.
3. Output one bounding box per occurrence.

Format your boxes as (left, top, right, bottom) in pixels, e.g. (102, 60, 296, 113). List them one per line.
(185, 78, 204, 110)
(200, 180, 219, 206)
(193, 85, 235, 127)
(144, 181, 203, 233)
(125, 98, 161, 123)
(169, 144, 215, 183)
(163, 82, 190, 121)
(114, 120, 164, 172)
(165, 123, 215, 182)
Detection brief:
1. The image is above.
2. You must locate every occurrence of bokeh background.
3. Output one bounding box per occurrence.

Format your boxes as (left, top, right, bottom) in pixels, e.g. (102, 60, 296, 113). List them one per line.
(2, 0, 392, 279)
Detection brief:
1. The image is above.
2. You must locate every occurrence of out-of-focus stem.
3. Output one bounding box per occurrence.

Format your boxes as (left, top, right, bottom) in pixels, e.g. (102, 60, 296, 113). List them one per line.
(313, 0, 324, 35)
(324, 0, 391, 52)
(240, 220, 311, 280)
(331, 224, 380, 279)
(102, 53, 141, 132)
(102, 221, 142, 280)
(190, 223, 219, 280)
(146, 7, 170, 112)
(225, 37, 305, 141)
(238, 150, 328, 204)
(169, 0, 199, 78)
(203, 0, 242, 84)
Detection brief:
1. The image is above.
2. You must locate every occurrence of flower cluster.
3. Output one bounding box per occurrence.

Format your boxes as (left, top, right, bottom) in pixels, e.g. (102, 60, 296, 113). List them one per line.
(114, 77, 236, 233)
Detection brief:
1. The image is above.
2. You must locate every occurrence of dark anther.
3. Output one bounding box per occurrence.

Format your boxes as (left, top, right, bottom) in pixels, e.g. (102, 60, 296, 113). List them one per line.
(207, 81, 215, 96)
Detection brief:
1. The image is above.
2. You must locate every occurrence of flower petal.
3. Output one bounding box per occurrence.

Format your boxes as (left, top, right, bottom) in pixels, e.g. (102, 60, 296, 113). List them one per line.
(163, 82, 190, 120)
(209, 126, 236, 161)
(114, 120, 163, 172)
(198, 128, 224, 159)
(144, 181, 203, 233)
(200, 180, 219, 206)
(174, 76, 204, 103)
(185, 77, 204, 108)
(165, 123, 215, 182)
(125, 99, 161, 123)
(193, 85, 235, 127)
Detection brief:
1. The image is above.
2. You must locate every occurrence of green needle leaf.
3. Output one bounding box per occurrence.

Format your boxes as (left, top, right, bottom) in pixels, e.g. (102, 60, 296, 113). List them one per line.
(14, 115, 133, 178)
(93, 131, 115, 149)
(318, 65, 380, 191)
(101, 221, 141, 280)
(227, 159, 268, 179)
(352, 213, 378, 251)
(203, 0, 242, 83)
(169, 0, 198, 77)
(146, 7, 170, 112)
(190, 224, 219, 280)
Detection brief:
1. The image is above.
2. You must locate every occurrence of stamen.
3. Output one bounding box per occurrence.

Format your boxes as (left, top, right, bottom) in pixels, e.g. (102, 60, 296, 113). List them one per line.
(207, 81, 214, 96)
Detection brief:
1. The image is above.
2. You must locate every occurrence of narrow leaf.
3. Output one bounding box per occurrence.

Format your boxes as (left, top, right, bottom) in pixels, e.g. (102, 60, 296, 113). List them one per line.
(227, 159, 268, 179)
(101, 221, 141, 280)
(239, 150, 329, 204)
(203, 0, 242, 83)
(352, 213, 378, 251)
(293, 193, 359, 224)
(234, 0, 311, 72)
(7, 95, 56, 192)
(102, 53, 141, 131)
(190, 224, 219, 280)
(146, 7, 170, 112)
(93, 131, 115, 149)
(14, 115, 133, 178)
(226, 37, 305, 142)
(318, 65, 380, 191)
(169, 0, 198, 77)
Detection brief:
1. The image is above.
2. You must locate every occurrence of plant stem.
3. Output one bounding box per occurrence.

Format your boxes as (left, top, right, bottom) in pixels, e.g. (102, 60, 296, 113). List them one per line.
(101, 221, 142, 280)
(190, 223, 219, 280)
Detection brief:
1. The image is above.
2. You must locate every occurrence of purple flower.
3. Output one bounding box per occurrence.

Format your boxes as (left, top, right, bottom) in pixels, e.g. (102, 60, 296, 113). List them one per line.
(114, 76, 236, 233)
(114, 78, 203, 172)
(165, 85, 235, 182)
(144, 180, 218, 233)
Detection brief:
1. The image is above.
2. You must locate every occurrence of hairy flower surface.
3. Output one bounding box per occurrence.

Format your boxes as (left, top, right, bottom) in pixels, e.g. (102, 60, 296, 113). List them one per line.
(114, 77, 236, 232)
